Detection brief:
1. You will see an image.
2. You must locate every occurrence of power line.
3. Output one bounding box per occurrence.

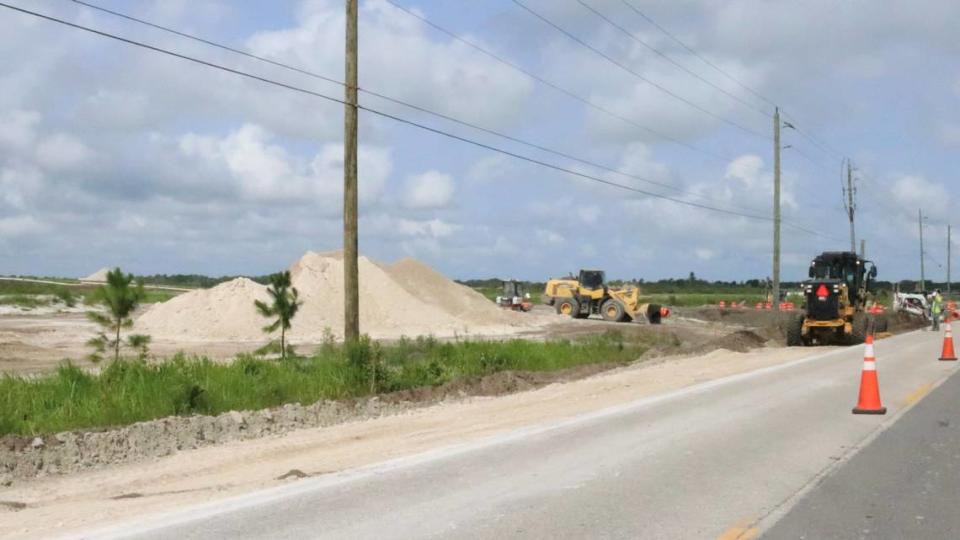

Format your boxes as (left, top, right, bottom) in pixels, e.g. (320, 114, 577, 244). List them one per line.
(381, 0, 732, 163)
(67, 0, 770, 216)
(511, 0, 770, 140)
(618, 1, 849, 163)
(619, 0, 776, 109)
(575, 0, 772, 118)
(0, 1, 838, 240)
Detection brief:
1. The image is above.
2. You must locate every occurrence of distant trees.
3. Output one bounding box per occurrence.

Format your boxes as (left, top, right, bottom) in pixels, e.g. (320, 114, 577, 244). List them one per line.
(86, 268, 150, 363)
(254, 271, 302, 360)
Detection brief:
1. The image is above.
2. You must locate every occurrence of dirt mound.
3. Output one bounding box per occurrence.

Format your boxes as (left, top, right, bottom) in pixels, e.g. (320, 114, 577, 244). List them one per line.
(79, 267, 110, 283)
(387, 258, 519, 326)
(692, 330, 769, 354)
(136, 278, 270, 342)
(136, 251, 530, 342)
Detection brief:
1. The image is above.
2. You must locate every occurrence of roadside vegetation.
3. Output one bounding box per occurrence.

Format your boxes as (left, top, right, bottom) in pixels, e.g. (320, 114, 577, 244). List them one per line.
(0, 278, 178, 310)
(0, 331, 657, 436)
(85, 268, 151, 363)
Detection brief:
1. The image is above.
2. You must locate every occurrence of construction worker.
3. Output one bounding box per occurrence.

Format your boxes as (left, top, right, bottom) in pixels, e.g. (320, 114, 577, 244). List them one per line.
(931, 289, 943, 331)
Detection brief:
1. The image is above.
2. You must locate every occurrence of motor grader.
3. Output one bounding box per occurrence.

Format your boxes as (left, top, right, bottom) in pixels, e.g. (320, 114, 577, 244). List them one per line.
(547, 269, 668, 324)
(787, 251, 887, 346)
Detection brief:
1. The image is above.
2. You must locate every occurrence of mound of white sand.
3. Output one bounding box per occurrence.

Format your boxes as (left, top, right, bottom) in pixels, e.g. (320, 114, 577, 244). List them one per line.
(80, 267, 111, 283)
(135, 251, 528, 342)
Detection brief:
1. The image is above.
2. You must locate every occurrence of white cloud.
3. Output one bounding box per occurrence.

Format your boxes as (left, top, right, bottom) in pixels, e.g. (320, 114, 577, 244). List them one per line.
(402, 170, 455, 209)
(34, 133, 93, 172)
(535, 229, 565, 245)
(178, 124, 391, 206)
(890, 175, 950, 217)
(247, 0, 534, 129)
(0, 109, 39, 152)
(396, 218, 460, 238)
(0, 215, 45, 238)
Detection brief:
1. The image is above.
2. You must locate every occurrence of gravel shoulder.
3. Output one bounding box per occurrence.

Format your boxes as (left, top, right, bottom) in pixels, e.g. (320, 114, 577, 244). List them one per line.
(0, 344, 821, 539)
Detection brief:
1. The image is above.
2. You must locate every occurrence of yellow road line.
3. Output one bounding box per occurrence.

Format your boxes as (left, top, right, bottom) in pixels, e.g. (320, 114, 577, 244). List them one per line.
(902, 383, 933, 407)
(717, 518, 758, 540)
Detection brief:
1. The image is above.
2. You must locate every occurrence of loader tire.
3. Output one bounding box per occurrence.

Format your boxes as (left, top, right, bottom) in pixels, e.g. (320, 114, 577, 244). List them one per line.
(849, 313, 868, 345)
(786, 313, 805, 346)
(601, 299, 625, 322)
(647, 304, 663, 325)
(556, 297, 579, 318)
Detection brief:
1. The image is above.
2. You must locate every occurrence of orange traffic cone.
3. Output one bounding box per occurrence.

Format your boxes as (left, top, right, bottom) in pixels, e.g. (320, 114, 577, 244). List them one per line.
(853, 335, 887, 415)
(940, 322, 957, 362)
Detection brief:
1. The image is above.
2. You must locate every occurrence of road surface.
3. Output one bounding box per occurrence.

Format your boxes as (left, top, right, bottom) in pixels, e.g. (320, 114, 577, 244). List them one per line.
(88, 329, 955, 540)
(764, 353, 960, 539)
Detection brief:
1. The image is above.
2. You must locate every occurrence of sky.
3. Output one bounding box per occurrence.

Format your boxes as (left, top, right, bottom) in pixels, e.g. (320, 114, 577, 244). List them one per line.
(0, 0, 956, 282)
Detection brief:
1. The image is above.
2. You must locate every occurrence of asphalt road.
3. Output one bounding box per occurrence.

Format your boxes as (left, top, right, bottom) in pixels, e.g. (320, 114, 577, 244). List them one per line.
(764, 354, 960, 540)
(90, 330, 956, 540)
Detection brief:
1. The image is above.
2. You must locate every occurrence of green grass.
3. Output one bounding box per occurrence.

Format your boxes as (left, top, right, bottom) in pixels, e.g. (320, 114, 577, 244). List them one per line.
(0, 278, 180, 308)
(0, 332, 654, 436)
(0, 295, 53, 309)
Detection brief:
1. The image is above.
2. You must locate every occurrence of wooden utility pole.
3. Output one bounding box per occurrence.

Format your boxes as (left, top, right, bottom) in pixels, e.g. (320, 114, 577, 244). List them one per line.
(860, 239, 866, 260)
(343, 0, 360, 341)
(948, 224, 952, 296)
(845, 161, 856, 253)
(772, 107, 781, 311)
(919, 209, 926, 292)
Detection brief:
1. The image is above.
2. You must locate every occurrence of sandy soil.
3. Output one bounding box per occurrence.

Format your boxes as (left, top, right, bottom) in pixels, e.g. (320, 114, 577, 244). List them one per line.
(0, 344, 823, 538)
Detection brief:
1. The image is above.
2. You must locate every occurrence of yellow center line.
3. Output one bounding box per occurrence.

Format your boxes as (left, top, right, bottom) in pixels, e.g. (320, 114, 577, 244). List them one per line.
(903, 383, 933, 407)
(717, 518, 759, 540)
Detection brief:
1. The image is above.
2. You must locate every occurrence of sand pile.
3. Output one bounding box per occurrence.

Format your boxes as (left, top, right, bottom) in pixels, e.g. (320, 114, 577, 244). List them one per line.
(80, 267, 111, 283)
(136, 251, 528, 342)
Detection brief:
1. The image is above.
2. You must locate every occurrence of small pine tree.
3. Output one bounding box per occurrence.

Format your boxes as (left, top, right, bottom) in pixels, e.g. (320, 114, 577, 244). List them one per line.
(86, 268, 148, 363)
(254, 271, 302, 360)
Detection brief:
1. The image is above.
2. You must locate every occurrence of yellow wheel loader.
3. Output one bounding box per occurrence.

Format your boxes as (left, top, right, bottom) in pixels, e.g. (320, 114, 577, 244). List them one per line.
(547, 270, 668, 324)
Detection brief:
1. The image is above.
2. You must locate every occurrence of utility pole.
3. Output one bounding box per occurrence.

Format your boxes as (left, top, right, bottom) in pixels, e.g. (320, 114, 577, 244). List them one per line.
(860, 239, 866, 260)
(919, 209, 926, 292)
(343, 0, 360, 342)
(772, 107, 781, 311)
(845, 161, 856, 253)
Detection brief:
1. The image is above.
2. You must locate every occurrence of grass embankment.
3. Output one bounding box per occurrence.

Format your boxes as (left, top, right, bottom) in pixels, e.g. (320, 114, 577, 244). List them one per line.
(0, 332, 656, 436)
(0, 279, 178, 309)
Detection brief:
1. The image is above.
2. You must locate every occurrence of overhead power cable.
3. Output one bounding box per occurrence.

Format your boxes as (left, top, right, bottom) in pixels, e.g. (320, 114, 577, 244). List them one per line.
(619, 0, 777, 110)
(0, 1, 838, 240)
(510, 0, 769, 140)
(68, 0, 765, 214)
(575, 0, 772, 118)
(618, 0, 848, 162)
(380, 0, 732, 163)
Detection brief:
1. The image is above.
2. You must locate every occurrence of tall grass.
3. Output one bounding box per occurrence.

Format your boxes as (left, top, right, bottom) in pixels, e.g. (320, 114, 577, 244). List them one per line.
(0, 332, 653, 436)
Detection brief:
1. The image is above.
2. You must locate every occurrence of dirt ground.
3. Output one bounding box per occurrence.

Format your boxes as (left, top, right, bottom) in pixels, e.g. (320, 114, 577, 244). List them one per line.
(0, 344, 824, 538)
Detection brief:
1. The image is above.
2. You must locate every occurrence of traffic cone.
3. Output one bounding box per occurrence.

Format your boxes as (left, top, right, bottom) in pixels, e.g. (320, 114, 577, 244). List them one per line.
(853, 335, 887, 415)
(940, 322, 957, 362)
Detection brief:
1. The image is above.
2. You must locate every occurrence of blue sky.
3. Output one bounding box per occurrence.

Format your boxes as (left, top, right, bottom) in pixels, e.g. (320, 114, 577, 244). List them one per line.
(0, 0, 956, 282)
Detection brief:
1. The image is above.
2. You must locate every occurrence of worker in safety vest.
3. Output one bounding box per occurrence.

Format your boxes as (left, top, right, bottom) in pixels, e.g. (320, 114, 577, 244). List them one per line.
(931, 290, 943, 331)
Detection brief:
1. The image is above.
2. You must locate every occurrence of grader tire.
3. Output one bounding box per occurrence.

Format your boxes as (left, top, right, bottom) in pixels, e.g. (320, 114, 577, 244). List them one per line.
(849, 313, 868, 345)
(786, 314, 805, 346)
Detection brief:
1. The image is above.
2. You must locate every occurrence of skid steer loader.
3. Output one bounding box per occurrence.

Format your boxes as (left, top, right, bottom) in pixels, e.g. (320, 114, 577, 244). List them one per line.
(787, 251, 886, 346)
(550, 269, 668, 324)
